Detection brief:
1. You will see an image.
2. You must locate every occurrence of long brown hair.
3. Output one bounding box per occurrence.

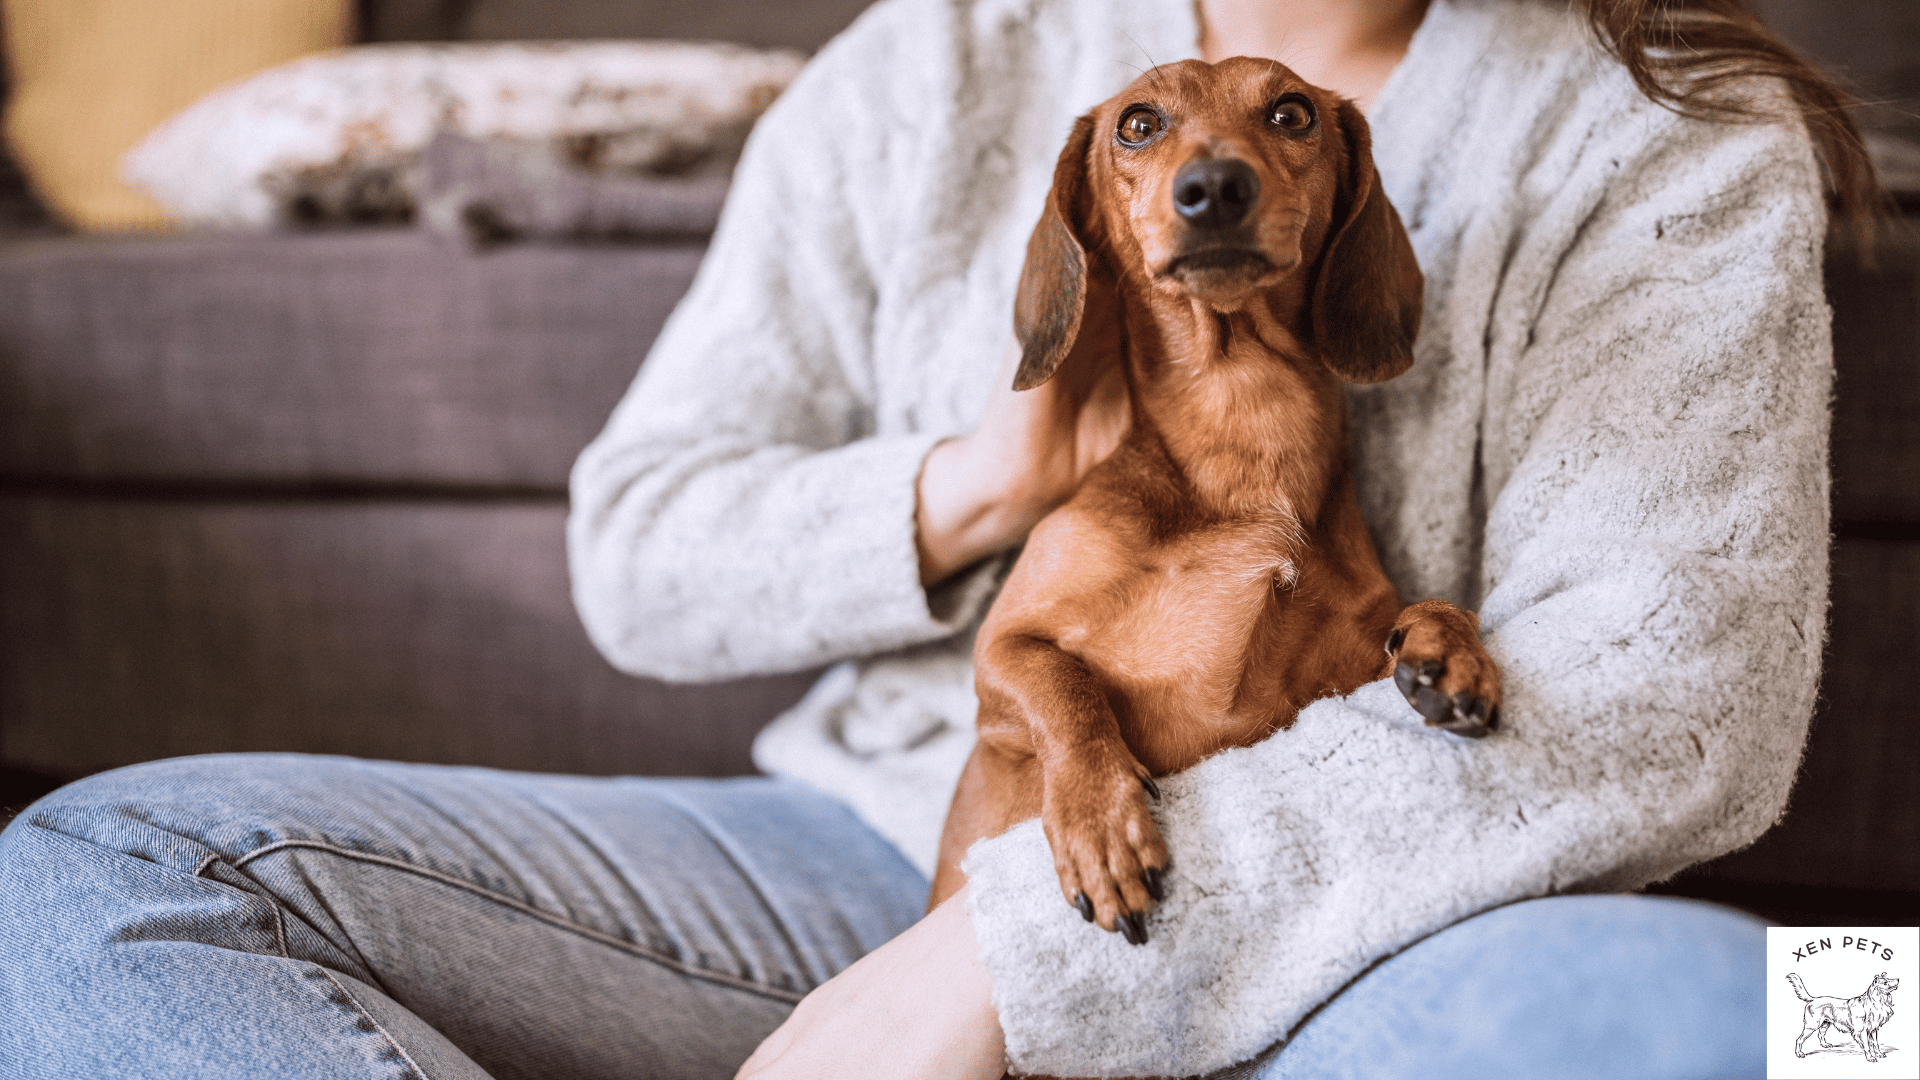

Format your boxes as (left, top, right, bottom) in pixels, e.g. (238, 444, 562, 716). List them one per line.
(1581, 0, 1885, 238)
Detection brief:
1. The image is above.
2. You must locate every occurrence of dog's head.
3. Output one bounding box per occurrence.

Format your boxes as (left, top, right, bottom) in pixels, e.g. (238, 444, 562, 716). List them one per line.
(1872, 973, 1899, 998)
(1013, 56, 1422, 391)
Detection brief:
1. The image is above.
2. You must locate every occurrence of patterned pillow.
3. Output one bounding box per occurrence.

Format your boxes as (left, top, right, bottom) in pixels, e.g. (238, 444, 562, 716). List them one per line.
(414, 132, 732, 247)
(122, 40, 805, 229)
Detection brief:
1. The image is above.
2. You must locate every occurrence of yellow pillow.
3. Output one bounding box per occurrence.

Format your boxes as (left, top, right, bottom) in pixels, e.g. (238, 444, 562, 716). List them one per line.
(2, 0, 353, 229)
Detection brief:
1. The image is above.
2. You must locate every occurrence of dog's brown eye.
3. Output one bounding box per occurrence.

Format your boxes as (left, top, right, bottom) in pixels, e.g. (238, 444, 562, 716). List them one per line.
(1269, 94, 1315, 132)
(1117, 107, 1163, 146)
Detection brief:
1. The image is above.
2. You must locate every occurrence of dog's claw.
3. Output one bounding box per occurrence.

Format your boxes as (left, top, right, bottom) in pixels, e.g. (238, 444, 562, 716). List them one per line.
(1434, 691, 1494, 738)
(1411, 684, 1452, 725)
(1143, 867, 1166, 902)
(1453, 691, 1490, 726)
(1045, 760, 1169, 943)
(1388, 602, 1502, 739)
(1392, 657, 1444, 696)
(1397, 653, 1496, 738)
(1120, 912, 1149, 946)
(1384, 627, 1407, 657)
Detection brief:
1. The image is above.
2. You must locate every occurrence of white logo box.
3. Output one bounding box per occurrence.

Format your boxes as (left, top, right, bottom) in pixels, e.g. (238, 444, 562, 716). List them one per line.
(1768, 925, 1918, 1079)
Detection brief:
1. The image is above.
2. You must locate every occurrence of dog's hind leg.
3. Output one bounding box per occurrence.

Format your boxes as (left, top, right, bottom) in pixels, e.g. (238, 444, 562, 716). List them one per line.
(1795, 1018, 1820, 1058)
(928, 741, 1043, 911)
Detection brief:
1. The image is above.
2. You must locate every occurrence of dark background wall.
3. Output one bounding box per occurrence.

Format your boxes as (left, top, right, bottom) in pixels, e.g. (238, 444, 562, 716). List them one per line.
(1751, 0, 1919, 143)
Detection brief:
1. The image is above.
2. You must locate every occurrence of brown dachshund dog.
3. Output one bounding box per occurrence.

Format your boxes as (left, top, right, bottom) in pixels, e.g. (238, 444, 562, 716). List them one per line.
(929, 58, 1502, 943)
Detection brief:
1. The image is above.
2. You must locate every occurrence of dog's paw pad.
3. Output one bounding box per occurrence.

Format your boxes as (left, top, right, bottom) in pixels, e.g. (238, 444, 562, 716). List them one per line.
(1390, 608, 1501, 739)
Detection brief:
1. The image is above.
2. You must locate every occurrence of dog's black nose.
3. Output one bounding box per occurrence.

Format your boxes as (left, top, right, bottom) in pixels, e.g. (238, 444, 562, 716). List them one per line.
(1172, 158, 1260, 229)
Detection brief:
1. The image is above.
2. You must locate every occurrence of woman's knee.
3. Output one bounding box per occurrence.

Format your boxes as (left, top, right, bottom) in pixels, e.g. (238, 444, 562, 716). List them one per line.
(1271, 894, 1766, 1080)
(1, 753, 356, 879)
(0, 757, 320, 978)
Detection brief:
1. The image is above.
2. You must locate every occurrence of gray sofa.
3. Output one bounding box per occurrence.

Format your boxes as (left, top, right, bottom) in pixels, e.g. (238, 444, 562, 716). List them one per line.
(2, 0, 1915, 926)
(0, 1, 874, 784)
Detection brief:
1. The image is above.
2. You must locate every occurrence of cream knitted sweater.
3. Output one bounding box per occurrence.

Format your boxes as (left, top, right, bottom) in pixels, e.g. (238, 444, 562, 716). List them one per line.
(567, 0, 1832, 1073)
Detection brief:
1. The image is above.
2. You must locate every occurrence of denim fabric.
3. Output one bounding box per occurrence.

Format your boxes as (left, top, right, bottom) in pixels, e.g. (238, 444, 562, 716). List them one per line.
(1255, 894, 1767, 1079)
(0, 755, 927, 1079)
(0, 754, 1765, 1079)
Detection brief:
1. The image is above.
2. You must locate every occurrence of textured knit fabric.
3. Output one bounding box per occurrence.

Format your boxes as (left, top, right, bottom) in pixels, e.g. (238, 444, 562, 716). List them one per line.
(566, 0, 1832, 1074)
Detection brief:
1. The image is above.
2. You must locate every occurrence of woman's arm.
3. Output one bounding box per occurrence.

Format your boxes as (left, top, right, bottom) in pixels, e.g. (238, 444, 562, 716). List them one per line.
(958, 88, 1834, 1077)
(569, 0, 1132, 678)
(568, 7, 976, 682)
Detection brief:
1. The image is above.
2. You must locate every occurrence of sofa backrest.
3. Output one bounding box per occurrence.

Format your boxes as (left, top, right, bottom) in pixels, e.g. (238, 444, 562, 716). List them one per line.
(1750, 0, 1920, 144)
(358, 0, 881, 54)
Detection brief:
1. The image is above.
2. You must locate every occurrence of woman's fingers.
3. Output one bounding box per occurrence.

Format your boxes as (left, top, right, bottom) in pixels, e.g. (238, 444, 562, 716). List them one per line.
(982, 332, 1129, 507)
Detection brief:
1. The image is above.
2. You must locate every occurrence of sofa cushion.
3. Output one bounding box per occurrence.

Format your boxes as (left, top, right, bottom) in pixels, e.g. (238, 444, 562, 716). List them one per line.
(0, 230, 703, 488)
(417, 133, 731, 246)
(363, 0, 879, 54)
(4, 217, 1914, 512)
(0, 494, 819, 777)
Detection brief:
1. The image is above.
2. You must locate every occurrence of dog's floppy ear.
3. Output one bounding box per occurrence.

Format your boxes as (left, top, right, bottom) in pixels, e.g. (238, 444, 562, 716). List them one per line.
(1308, 99, 1423, 384)
(1012, 115, 1099, 391)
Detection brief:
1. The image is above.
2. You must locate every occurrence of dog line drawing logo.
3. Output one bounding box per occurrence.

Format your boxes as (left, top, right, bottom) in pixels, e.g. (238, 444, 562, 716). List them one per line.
(1788, 971, 1900, 1063)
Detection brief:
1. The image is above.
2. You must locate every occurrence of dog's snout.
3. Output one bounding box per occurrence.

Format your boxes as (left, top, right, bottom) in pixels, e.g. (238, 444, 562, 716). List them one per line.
(1172, 158, 1260, 229)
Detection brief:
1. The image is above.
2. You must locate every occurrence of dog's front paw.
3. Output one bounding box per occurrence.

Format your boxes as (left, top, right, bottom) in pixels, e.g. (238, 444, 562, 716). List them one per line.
(1041, 761, 1169, 945)
(1386, 600, 1502, 738)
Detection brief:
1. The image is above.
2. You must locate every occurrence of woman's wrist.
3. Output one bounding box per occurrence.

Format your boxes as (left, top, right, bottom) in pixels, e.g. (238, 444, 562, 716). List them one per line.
(915, 433, 1052, 586)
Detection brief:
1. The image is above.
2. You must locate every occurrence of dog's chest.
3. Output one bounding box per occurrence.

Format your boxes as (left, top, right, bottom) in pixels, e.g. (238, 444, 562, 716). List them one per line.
(1049, 512, 1300, 752)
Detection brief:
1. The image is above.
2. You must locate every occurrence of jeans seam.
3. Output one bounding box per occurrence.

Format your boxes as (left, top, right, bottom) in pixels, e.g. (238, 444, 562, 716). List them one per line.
(232, 838, 808, 1004)
(192, 851, 291, 957)
(314, 967, 432, 1080)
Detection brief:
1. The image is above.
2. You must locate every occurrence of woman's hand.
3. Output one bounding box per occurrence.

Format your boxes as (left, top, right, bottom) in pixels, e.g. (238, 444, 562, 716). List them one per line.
(916, 325, 1130, 586)
(736, 886, 1007, 1080)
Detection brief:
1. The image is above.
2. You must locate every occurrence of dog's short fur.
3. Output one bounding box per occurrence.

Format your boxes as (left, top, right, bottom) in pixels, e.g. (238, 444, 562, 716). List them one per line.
(928, 58, 1501, 939)
(1790, 971, 1899, 1062)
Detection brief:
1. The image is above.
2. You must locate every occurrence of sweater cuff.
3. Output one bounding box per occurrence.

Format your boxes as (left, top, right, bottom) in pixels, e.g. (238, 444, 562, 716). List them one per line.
(757, 431, 999, 660)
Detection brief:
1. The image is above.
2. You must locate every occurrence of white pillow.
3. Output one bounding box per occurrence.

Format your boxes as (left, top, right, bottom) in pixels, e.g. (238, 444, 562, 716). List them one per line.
(122, 41, 806, 228)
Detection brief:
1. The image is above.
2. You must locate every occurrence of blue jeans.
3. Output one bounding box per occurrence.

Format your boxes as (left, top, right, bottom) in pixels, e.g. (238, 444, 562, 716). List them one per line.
(0, 754, 1765, 1079)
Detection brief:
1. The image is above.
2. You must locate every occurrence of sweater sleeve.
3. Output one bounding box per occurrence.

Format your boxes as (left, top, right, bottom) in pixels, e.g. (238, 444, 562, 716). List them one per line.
(566, 5, 989, 682)
(961, 100, 1833, 1076)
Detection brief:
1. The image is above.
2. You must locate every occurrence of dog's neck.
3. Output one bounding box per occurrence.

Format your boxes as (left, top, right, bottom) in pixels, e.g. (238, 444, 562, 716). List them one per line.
(1122, 287, 1347, 526)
